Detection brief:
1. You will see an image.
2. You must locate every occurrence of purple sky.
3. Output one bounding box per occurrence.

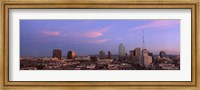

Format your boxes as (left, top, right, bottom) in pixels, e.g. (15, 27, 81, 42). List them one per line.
(20, 20, 180, 57)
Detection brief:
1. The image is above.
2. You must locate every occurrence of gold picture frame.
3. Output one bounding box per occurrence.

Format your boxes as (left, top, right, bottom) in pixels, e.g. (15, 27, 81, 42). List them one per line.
(0, 0, 199, 90)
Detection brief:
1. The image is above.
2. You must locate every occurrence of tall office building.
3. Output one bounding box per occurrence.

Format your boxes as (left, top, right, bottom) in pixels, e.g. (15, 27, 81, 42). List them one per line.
(134, 48, 141, 60)
(119, 43, 125, 58)
(67, 51, 76, 59)
(52, 49, 62, 59)
(159, 51, 166, 58)
(140, 49, 152, 66)
(107, 51, 112, 59)
(130, 48, 141, 64)
(130, 50, 134, 57)
(99, 51, 105, 59)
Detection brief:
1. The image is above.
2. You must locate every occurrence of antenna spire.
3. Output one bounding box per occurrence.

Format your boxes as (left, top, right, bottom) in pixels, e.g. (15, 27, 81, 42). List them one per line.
(142, 30, 145, 50)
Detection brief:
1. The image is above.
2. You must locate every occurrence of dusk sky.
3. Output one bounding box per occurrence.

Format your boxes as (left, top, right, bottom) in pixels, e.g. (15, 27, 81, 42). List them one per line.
(20, 20, 180, 57)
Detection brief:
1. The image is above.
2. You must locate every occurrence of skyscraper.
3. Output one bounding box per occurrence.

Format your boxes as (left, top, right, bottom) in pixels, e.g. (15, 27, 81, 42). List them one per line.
(134, 48, 141, 60)
(159, 51, 166, 58)
(99, 51, 105, 59)
(67, 51, 76, 59)
(107, 51, 112, 59)
(140, 49, 152, 66)
(119, 43, 125, 59)
(52, 49, 62, 59)
(130, 48, 141, 64)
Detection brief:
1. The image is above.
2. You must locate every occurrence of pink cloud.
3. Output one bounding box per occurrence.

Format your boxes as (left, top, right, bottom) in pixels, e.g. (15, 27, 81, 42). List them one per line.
(131, 20, 180, 31)
(59, 26, 113, 38)
(82, 26, 113, 38)
(89, 39, 109, 44)
(83, 32, 103, 38)
(42, 31, 60, 36)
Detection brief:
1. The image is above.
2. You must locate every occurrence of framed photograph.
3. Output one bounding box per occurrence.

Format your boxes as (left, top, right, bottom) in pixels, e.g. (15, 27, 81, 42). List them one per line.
(1, 0, 199, 90)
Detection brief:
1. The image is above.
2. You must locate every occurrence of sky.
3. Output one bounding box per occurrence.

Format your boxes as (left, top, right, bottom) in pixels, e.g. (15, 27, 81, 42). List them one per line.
(20, 20, 180, 57)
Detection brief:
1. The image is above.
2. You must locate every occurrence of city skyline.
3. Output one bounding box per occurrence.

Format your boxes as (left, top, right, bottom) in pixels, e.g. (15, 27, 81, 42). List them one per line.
(20, 20, 180, 57)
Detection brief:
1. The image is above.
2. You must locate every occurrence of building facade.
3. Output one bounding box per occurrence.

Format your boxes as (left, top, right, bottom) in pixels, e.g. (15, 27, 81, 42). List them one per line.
(67, 51, 76, 59)
(107, 51, 112, 59)
(140, 49, 152, 67)
(99, 51, 105, 59)
(52, 49, 62, 59)
(159, 51, 166, 58)
(119, 43, 126, 59)
(130, 48, 141, 64)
